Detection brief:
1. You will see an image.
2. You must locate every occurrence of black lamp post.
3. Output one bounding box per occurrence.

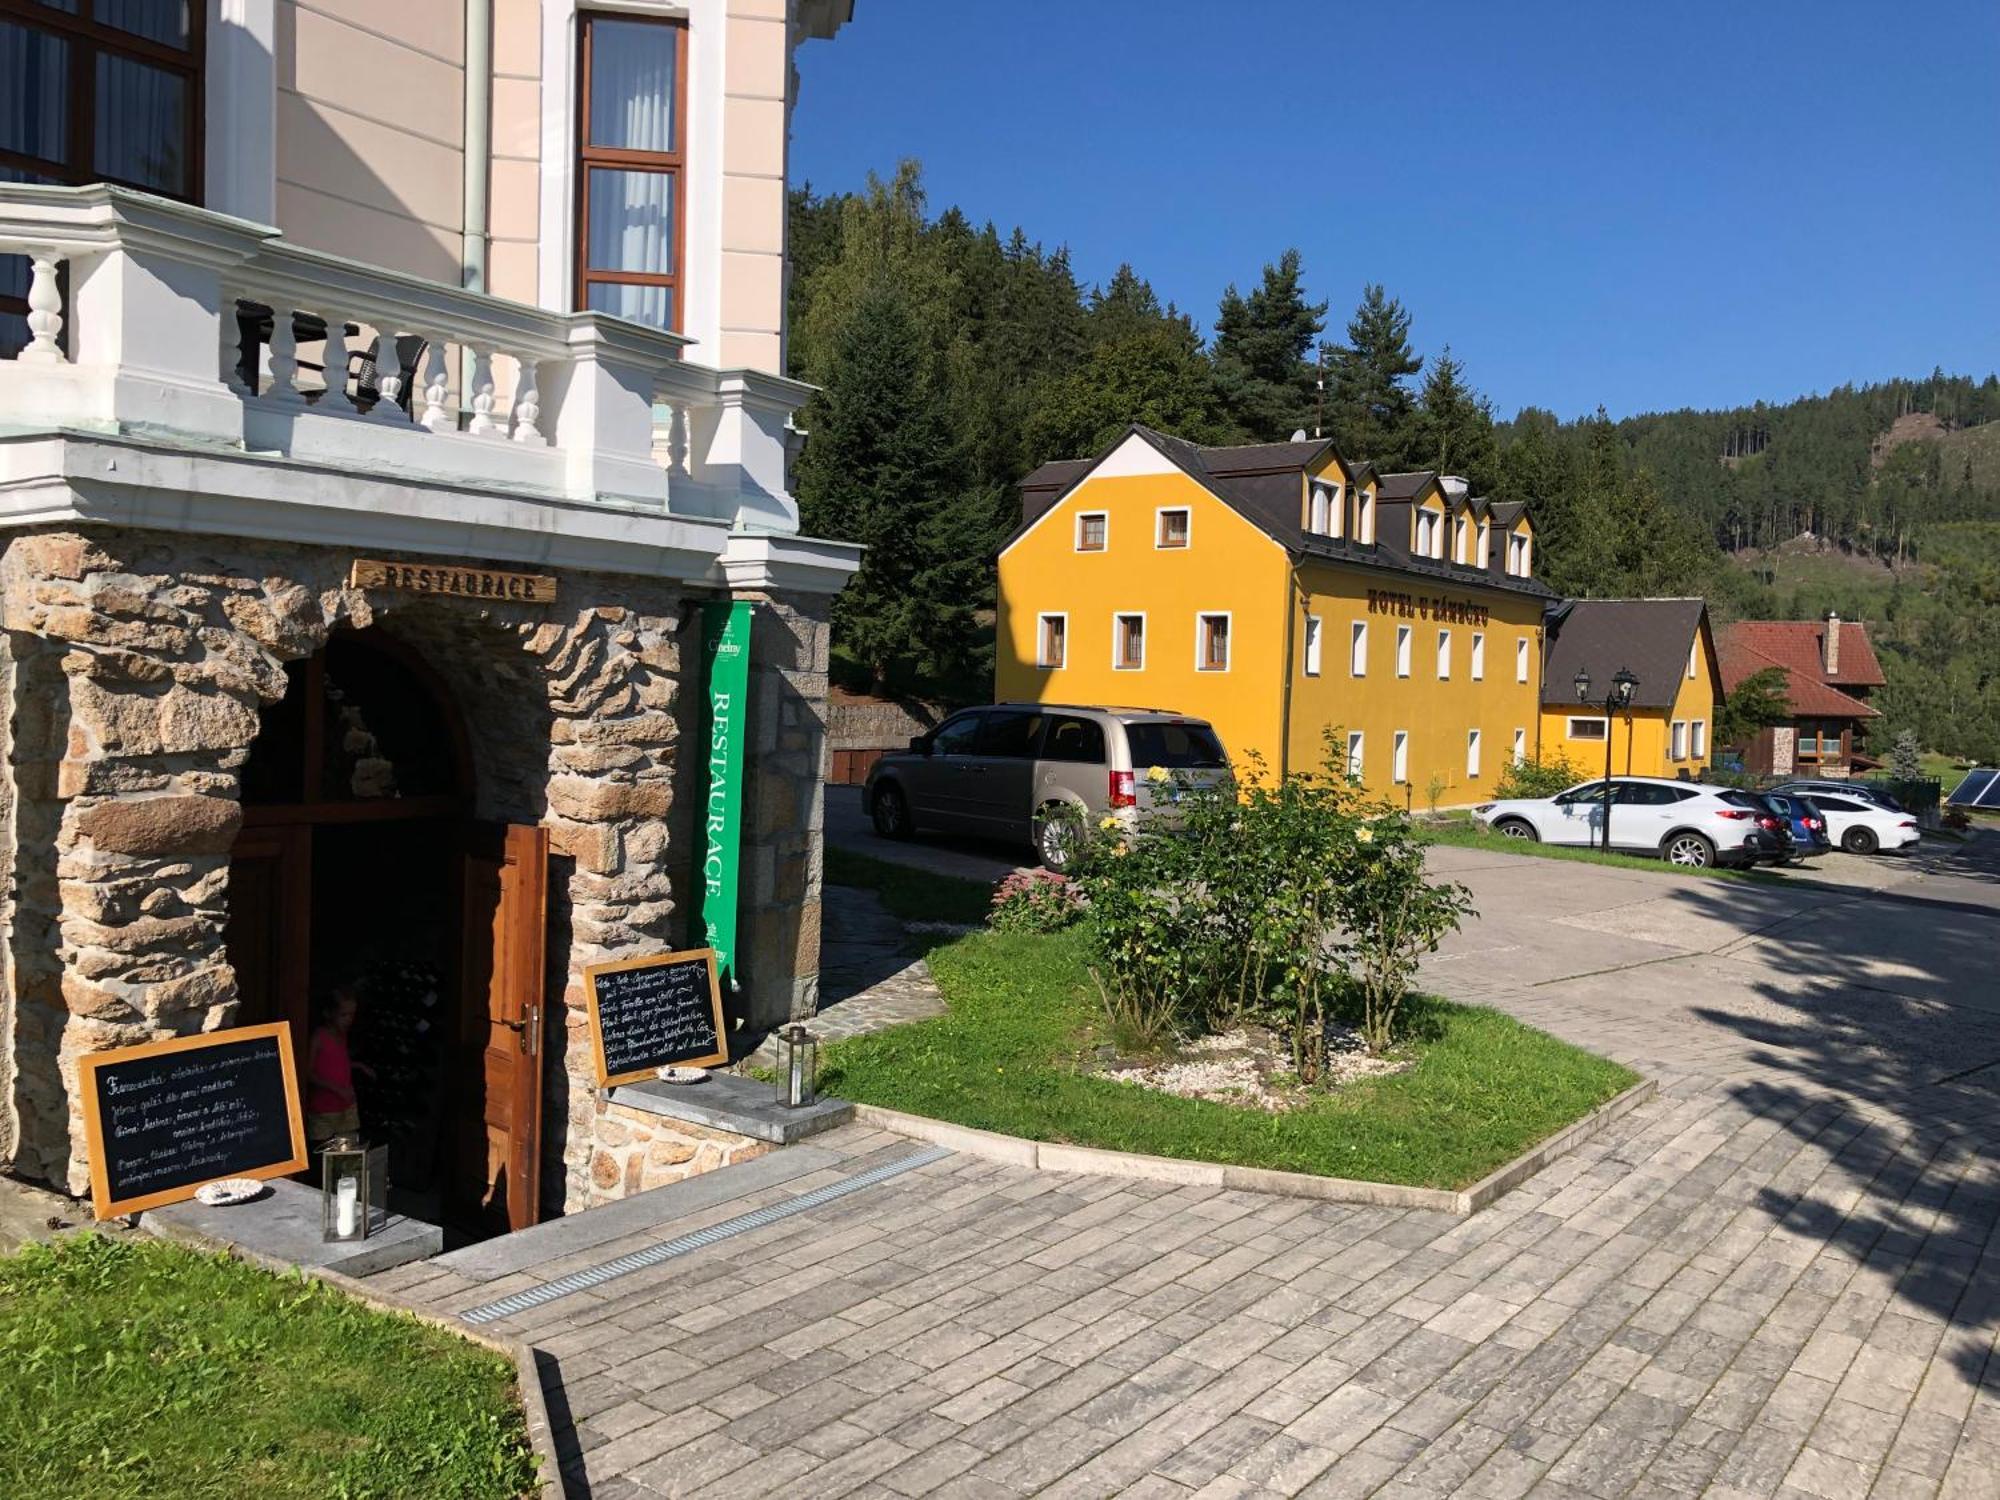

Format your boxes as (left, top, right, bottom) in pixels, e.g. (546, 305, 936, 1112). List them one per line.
(1573, 665, 1640, 852)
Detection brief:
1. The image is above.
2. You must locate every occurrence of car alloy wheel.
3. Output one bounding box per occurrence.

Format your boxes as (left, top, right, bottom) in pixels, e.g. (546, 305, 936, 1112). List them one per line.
(1666, 833, 1714, 867)
(1842, 826, 1878, 855)
(1036, 806, 1082, 872)
(872, 784, 910, 840)
(1495, 819, 1536, 841)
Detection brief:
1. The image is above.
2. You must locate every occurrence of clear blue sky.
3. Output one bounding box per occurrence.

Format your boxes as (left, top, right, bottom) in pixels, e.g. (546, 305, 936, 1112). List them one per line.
(791, 1, 1999, 421)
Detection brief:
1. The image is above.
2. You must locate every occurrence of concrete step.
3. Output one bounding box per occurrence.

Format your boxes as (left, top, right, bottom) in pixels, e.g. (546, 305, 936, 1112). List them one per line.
(429, 1143, 844, 1283)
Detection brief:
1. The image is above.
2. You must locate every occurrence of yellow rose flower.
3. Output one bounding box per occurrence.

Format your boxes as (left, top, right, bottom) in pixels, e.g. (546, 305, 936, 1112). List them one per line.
(1099, 814, 1119, 831)
(1356, 826, 1375, 845)
(1146, 765, 1169, 784)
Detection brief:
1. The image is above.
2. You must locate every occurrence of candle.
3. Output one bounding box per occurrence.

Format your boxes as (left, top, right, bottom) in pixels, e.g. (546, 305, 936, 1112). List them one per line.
(336, 1175, 358, 1236)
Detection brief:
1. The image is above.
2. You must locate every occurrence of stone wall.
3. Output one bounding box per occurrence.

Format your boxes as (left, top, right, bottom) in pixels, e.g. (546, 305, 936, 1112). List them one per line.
(0, 526, 829, 1218)
(581, 1103, 770, 1207)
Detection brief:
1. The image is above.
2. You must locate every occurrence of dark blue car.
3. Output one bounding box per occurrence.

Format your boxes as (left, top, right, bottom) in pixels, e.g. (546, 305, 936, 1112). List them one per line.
(1761, 791, 1832, 862)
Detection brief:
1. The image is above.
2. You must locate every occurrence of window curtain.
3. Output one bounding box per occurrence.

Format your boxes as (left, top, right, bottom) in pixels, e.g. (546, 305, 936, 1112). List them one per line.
(95, 52, 187, 194)
(1, 20, 69, 165)
(588, 20, 676, 152)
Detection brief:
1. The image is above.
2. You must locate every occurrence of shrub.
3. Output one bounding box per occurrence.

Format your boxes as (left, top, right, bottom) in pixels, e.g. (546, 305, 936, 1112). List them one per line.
(989, 868, 1084, 933)
(1493, 748, 1589, 800)
(1075, 738, 1472, 1066)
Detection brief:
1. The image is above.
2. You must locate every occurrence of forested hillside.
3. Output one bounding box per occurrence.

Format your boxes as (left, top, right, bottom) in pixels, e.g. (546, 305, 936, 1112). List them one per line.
(787, 164, 2000, 758)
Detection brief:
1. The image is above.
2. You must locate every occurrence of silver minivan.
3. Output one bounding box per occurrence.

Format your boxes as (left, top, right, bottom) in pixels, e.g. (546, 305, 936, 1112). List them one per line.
(862, 703, 1232, 871)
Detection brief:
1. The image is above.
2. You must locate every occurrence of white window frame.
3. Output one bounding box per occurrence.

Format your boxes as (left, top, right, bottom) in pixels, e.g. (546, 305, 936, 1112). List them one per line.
(1566, 716, 1608, 741)
(1036, 612, 1068, 670)
(1687, 637, 1699, 679)
(1350, 620, 1368, 677)
(1359, 490, 1375, 544)
(1512, 727, 1526, 764)
(1303, 614, 1323, 677)
(1396, 625, 1412, 678)
(1692, 720, 1708, 758)
(1155, 507, 1191, 550)
(1671, 720, 1689, 760)
(1392, 730, 1409, 784)
(1416, 508, 1442, 558)
(1436, 629, 1451, 680)
(1112, 611, 1146, 671)
(1308, 485, 1330, 534)
(1327, 483, 1344, 538)
(1508, 531, 1531, 576)
(1516, 636, 1530, 683)
(1471, 631, 1486, 681)
(1476, 519, 1491, 568)
(1467, 729, 1482, 779)
(1347, 730, 1364, 780)
(1195, 611, 1232, 673)
(1075, 511, 1110, 552)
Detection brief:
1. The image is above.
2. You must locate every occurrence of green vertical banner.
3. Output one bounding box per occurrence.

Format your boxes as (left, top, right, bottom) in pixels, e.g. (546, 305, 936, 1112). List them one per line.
(699, 599, 754, 992)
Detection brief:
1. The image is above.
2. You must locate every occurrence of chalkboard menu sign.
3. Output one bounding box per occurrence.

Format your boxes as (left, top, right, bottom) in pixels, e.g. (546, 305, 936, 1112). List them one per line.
(584, 948, 729, 1086)
(79, 1023, 308, 1219)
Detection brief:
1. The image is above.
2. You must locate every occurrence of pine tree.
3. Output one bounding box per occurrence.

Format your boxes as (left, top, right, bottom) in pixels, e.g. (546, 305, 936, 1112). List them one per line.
(1408, 346, 1496, 490)
(1326, 283, 1424, 466)
(1211, 249, 1327, 439)
(795, 279, 979, 694)
(1022, 321, 1236, 464)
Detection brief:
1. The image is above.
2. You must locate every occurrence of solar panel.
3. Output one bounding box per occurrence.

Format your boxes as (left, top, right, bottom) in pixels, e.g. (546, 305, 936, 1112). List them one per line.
(1947, 768, 2000, 808)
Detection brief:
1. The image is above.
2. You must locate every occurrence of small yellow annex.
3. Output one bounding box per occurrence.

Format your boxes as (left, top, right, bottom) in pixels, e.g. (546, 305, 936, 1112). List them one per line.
(995, 426, 1551, 803)
(1538, 599, 1723, 780)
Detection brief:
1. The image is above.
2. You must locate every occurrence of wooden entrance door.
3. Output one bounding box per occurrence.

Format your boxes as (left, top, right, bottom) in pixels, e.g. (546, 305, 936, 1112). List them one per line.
(223, 824, 311, 1049)
(460, 822, 549, 1233)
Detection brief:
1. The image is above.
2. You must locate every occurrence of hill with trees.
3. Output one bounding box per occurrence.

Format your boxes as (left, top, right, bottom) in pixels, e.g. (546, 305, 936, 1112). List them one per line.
(787, 163, 2000, 760)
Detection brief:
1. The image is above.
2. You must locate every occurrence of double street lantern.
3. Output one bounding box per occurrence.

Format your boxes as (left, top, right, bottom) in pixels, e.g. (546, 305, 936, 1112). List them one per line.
(1574, 666, 1640, 853)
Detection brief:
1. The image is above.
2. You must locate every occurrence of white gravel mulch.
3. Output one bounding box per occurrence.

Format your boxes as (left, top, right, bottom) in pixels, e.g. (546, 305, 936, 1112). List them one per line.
(1100, 1025, 1410, 1112)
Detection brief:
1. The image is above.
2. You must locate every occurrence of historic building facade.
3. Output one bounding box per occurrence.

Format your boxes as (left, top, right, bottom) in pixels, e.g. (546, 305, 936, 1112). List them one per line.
(995, 427, 1551, 802)
(0, 2, 858, 1230)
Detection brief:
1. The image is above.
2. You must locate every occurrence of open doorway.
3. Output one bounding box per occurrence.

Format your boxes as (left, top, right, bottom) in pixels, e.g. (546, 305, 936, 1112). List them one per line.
(225, 628, 548, 1240)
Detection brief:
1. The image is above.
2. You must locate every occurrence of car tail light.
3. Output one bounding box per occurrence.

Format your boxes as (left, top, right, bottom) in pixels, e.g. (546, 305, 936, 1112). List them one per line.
(1109, 770, 1137, 809)
(1715, 809, 1752, 820)
(1758, 816, 1782, 831)
(1805, 818, 1823, 831)
(1900, 819, 1918, 829)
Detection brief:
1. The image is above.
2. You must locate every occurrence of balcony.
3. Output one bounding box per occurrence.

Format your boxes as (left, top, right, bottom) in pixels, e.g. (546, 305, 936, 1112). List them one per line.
(0, 184, 853, 592)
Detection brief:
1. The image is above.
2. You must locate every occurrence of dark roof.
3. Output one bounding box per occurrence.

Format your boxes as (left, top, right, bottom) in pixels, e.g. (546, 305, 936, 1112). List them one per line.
(1007, 425, 1554, 600)
(1541, 599, 1717, 711)
(1377, 471, 1441, 502)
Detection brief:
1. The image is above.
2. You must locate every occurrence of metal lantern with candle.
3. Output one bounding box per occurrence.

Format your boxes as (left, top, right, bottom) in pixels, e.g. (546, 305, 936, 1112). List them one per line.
(319, 1137, 386, 1242)
(774, 1024, 819, 1108)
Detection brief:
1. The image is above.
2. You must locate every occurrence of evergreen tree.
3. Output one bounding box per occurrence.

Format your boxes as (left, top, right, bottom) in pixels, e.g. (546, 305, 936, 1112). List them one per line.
(1717, 667, 1791, 749)
(1327, 283, 1423, 466)
(795, 278, 981, 693)
(1408, 346, 1497, 490)
(1211, 249, 1327, 439)
(1023, 321, 1236, 464)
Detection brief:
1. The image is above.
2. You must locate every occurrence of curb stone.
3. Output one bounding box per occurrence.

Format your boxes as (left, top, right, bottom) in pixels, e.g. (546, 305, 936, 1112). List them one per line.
(141, 1213, 568, 1498)
(852, 1075, 1658, 1215)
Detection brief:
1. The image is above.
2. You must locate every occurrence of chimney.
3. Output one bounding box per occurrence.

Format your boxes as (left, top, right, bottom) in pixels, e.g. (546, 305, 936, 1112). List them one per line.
(1823, 610, 1840, 676)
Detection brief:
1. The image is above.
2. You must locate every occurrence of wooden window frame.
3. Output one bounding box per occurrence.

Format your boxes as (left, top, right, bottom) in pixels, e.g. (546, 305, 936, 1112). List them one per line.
(1036, 612, 1067, 670)
(1195, 612, 1230, 673)
(1155, 507, 1190, 549)
(1111, 612, 1145, 671)
(574, 10, 689, 330)
(1075, 511, 1109, 552)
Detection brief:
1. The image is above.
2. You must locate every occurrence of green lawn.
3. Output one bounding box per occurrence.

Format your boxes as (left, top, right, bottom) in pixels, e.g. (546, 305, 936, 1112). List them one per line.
(1418, 815, 1783, 883)
(824, 845, 997, 925)
(0, 1234, 538, 1499)
(818, 926, 1637, 1191)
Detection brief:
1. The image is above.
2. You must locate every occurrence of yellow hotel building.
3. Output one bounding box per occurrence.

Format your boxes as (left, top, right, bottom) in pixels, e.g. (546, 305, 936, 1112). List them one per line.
(995, 426, 1552, 802)
(1538, 598, 1722, 778)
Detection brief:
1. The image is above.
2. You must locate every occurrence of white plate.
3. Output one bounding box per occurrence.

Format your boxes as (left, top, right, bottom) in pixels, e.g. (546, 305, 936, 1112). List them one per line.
(193, 1178, 265, 1207)
(656, 1065, 710, 1085)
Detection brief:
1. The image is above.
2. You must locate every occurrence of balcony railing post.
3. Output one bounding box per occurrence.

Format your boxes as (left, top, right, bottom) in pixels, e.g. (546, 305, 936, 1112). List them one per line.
(511, 354, 543, 443)
(371, 328, 406, 419)
(20, 250, 64, 365)
(266, 308, 303, 406)
(418, 338, 453, 432)
(318, 313, 349, 409)
(467, 346, 500, 436)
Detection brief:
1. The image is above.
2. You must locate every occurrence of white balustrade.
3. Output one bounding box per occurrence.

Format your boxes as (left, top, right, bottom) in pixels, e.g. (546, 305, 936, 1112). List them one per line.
(0, 182, 810, 528)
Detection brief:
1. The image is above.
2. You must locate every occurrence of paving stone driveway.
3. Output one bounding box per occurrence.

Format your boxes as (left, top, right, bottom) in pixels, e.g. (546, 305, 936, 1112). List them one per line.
(379, 834, 2000, 1498)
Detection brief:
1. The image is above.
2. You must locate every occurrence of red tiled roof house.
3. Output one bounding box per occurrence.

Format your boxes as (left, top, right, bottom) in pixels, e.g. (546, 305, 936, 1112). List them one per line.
(1716, 612, 1885, 776)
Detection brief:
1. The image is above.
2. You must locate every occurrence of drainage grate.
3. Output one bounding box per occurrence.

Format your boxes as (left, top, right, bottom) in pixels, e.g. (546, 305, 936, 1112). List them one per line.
(459, 1144, 952, 1325)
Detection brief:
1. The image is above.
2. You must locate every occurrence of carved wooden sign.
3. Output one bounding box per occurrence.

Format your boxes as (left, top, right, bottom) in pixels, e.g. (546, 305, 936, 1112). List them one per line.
(350, 559, 557, 604)
(584, 948, 729, 1086)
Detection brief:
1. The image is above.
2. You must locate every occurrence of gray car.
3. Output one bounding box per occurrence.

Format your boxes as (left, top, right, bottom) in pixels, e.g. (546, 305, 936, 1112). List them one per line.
(862, 703, 1232, 871)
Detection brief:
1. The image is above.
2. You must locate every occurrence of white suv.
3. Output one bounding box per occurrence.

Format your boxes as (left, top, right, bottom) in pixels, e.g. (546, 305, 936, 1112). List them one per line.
(1470, 777, 1789, 869)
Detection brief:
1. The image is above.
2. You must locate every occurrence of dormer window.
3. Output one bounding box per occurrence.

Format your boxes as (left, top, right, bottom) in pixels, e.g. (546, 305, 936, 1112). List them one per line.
(1415, 509, 1442, 559)
(1357, 490, 1375, 544)
(1507, 531, 1532, 576)
(1453, 515, 1469, 565)
(1475, 519, 1490, 569)
(1309, 485, 1330, 534)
